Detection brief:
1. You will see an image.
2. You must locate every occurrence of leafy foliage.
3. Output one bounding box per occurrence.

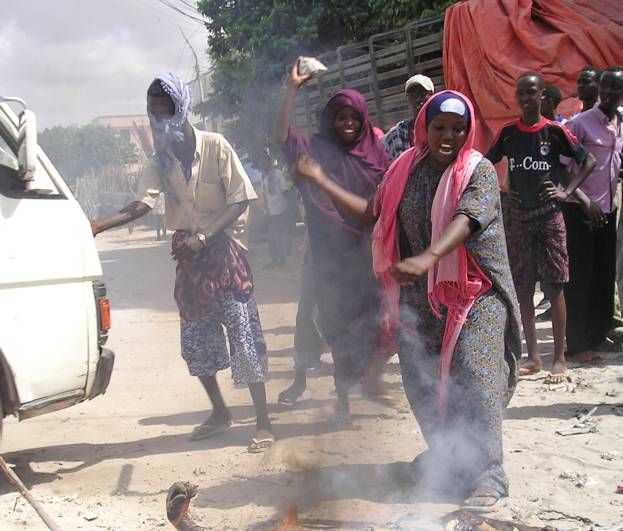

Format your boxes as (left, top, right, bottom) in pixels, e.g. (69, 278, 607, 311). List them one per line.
(39, 124, 137, 187)
(196, 0, 454, 163)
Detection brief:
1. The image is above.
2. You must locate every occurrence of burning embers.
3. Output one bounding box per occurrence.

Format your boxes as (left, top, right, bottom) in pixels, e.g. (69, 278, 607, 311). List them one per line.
(273, 502, 302, 530)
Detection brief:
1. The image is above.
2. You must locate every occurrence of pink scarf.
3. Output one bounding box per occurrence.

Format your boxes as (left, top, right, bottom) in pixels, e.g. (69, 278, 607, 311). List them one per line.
(372, 90, 492, 419)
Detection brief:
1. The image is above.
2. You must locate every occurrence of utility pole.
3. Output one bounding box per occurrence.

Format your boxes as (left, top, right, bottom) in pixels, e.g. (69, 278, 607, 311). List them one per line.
(179, 28, 208, 129)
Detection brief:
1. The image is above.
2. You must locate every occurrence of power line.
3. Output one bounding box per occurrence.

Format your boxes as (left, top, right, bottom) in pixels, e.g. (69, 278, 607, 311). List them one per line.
(128, 0, 199, 32)
(177, 0, 201, 11)
(154, 0, 208, 24)
(170, 0, 205, 16)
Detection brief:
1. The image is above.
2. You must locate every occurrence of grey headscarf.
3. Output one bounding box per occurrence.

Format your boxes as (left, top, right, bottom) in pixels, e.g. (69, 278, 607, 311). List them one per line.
(147, 72, 192, 175)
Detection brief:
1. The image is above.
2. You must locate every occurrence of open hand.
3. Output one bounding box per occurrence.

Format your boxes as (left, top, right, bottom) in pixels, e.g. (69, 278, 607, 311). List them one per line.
(539, 180, 569, 202)
(579, 198, 606, 228)
(389, 251, 438, 286)
(172, 234, 203, 262)
(90, 220, 103, 237)
(288, 57, 314, 89)
(294, 155, 326, 184)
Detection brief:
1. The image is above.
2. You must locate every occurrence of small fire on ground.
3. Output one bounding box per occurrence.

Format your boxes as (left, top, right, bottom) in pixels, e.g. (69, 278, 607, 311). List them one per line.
(273, 503, 302, 531)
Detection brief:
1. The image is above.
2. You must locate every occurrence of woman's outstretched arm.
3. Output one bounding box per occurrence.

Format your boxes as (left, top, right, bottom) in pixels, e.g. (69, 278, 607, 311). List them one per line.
(390, 214, 476, 285)
(294, 155, 378, 226)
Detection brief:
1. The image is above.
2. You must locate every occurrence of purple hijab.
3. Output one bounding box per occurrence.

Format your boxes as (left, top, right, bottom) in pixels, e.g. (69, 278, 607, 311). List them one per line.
(285, 89, 391, 235)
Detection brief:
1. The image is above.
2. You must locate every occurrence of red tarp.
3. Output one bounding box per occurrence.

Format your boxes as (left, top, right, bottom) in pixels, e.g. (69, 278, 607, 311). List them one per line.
(443, 0, 623, 154)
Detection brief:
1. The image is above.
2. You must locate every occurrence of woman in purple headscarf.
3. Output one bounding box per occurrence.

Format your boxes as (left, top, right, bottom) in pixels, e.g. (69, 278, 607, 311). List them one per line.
(275, 58, 391, 421)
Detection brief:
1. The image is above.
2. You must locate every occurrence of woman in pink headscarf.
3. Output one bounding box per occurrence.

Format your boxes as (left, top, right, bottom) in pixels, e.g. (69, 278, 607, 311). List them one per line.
(292, 90, 521, 511)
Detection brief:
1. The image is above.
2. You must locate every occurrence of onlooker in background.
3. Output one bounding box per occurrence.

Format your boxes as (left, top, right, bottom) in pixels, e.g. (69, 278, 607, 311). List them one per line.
(487, 71, 595, 384)
(153, 191, 166, 241)
(382, 74, 434, 159)
(536, 83, 563, 318)
(261, 159, 292, 268)
(574, 66, 601, 116)
(542, 84, 563, 122)
(562, 66, 623, 364)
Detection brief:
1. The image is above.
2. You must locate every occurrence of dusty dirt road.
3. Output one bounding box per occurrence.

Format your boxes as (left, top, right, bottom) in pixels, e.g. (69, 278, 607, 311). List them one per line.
(1, 226, 622, 530)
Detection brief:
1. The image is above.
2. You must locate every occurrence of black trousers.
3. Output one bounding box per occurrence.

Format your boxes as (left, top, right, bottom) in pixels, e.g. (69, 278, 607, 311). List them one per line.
(562, 203, 617, 355)
(293, 252, 324, 370)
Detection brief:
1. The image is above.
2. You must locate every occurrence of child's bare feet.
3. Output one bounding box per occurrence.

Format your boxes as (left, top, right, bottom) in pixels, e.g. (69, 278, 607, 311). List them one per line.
(544, 360, 569, 384)
(519, 359, 542, 376)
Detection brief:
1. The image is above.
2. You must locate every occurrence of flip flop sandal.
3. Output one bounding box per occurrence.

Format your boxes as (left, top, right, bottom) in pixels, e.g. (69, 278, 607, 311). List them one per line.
(462, 486, 503, 513)
(277, 389, 310, 407)
(189, 420, 232, 441)
(247, 430, 275, 453)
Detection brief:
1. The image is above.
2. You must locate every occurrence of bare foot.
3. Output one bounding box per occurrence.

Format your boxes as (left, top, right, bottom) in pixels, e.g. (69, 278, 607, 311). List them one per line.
(519, 359, 542, 376)
(544, 360, 569, 384)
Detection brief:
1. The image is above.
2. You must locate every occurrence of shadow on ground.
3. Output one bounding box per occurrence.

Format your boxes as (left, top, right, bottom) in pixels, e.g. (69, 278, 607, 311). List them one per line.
(0, 416, 361, 492)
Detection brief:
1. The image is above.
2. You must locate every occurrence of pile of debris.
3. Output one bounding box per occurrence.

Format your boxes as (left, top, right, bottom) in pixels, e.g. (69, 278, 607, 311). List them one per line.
(443, 510, 557, 531)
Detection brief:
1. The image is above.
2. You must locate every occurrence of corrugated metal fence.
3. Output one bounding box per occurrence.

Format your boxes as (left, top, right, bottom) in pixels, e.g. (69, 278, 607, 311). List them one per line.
(293, 15, 444, 134)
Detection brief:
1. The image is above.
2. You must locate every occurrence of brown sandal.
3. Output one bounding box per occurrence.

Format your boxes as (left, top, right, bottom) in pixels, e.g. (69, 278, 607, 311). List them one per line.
(462, 485, 503, 513)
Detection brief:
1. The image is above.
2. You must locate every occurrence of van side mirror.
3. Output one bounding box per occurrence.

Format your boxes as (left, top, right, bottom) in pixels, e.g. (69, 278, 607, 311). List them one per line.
(17, 109, 37, 183)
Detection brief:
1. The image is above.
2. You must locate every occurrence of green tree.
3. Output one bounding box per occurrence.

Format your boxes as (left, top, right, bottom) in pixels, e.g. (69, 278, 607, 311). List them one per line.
(196, 0, 454, 163)
(39, 124, 138, 187)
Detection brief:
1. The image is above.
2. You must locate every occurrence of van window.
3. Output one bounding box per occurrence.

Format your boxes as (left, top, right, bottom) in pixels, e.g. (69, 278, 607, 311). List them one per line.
(0, 135, 63, 198)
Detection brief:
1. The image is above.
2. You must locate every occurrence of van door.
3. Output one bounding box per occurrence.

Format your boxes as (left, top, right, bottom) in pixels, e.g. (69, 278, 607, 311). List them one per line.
(0, 107, 102, 405)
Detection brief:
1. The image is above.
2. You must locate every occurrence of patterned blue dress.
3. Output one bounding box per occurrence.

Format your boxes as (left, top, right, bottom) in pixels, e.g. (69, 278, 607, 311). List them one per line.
(396, 157, 521, 496)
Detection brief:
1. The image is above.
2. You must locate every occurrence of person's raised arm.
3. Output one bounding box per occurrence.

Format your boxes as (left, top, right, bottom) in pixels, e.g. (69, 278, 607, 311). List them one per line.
(294, 155, 377, 226)
(275, 58, 313, 144)
(90, 201, 151, 236)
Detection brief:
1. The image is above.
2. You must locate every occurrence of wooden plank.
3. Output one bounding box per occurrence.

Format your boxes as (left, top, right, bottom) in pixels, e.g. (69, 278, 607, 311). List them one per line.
(372, 41, 407, 59)
(335, 50, 374, 70)
(409, 31, 443, 47)
(341, 61, 377, 78)
(377, 66, 409, 82)
(411, 42, 444, 59)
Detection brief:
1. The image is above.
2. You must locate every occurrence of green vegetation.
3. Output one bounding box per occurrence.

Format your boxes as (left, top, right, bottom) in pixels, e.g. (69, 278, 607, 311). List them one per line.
(196, 0, 454, 162)
(39, 124, 137, 187)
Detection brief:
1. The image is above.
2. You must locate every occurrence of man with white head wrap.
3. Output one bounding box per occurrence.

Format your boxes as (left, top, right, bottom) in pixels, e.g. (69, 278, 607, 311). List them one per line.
(91, 73, 274, 452)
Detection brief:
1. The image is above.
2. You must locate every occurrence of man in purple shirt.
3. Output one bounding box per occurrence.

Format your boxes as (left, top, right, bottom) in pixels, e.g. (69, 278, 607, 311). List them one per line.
(562, 65, 623, 364)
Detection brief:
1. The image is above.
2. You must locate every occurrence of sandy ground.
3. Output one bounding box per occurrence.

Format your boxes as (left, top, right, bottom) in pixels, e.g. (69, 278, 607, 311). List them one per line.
(1, 225, 622, 531)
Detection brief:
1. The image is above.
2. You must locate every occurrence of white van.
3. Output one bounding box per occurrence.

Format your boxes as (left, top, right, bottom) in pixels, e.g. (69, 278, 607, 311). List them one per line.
(0, 97, 114, 438)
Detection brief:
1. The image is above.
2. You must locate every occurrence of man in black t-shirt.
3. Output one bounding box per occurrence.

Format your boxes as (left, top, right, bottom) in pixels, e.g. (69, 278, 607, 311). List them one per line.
(487, 71, 595, 384)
